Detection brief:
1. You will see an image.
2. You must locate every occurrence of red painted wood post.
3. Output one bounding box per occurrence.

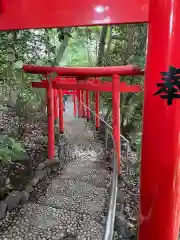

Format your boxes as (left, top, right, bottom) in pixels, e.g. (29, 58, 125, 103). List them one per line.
(77, 90, 82, 118)
(112, 74, 120, 174)
(76, 90, 80, 117)
(81, 90, 85, 117)
(86, 90, 90, 121)
(95, 79, 100, 130)
(59, 89, 64, 134)
(73, 92, 76, 117)
(53, 89, 58, 120)
(47, 78, 54, 160)
(138, 0, 180, 239)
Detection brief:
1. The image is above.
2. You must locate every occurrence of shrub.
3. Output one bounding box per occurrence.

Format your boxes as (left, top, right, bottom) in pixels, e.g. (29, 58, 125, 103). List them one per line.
(0, 135, 26, 164)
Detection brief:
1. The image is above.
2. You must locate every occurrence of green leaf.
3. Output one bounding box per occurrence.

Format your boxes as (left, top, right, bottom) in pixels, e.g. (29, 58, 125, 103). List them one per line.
(14, 60, 23, 69)
(8, 137, 25, 152)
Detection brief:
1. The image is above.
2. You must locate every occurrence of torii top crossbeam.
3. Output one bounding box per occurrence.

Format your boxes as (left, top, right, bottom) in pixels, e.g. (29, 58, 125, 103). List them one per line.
(23, 64, 143, 77)
(1, 1, 180, 240)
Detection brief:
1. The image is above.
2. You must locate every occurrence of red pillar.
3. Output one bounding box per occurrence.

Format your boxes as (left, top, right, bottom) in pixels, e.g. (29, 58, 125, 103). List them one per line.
(77, 90, 82, 118)
(53, 89, 58, 119)
(86, 90, 90, 121)
(139, 1, 180, 239)
(47, 79, 54, 160)
(59, 89, 64, 134)
(95, 79, 100, 130)
(112, 74, 120, 174)
(73, 93, 76, 117)
(81, 90, 85, 117)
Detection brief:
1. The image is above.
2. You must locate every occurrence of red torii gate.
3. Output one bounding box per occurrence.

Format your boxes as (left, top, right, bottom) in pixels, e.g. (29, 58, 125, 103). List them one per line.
(54, 77, 96, 120)
(24, 64, 142, 174)
(40, 79, 76, 134)
(54, 89, 77, 120)
(31, 70, 142, 131)
(37, 77, 100, 129)
(2, 0, 180, 239)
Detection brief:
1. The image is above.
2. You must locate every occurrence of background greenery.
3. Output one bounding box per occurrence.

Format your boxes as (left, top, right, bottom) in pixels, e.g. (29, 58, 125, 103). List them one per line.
(0, 24, 147, 165)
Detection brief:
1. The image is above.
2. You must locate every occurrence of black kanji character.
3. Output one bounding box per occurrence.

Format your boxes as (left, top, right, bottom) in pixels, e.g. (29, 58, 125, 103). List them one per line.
(154, 66, 180, 105)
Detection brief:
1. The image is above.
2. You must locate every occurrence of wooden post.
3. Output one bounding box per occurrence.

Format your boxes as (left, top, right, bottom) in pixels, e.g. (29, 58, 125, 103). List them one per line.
(73, 93, 76, 117)
(53, 89, 58, 120)
(139, 0, 180, 239)
(95, 79, 100, 130)
(59, 89, 64, 134)
(81, 90, 85, 117)
(47, 78, 54, 160)
(86, 90, 90, 121)
(112, 74, 120, 174)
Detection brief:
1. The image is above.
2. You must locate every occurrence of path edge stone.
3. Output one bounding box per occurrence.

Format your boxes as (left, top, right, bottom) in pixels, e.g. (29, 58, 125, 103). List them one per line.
(0, 145, 61, 221)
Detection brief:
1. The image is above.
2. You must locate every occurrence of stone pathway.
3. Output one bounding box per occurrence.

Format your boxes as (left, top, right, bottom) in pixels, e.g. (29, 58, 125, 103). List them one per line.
(0, 97, 110, 240)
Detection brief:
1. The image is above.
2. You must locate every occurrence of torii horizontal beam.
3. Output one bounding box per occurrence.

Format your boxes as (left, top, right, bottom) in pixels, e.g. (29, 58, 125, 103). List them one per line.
(0, 0, 149, 31)
(54, 78, 95, 84)
(31, 81, 142, 92)
(23, 64, 144, 77)
(55, 78, 77, 83)
(63, 90, 76, 94)
(42, 77, 97, 84)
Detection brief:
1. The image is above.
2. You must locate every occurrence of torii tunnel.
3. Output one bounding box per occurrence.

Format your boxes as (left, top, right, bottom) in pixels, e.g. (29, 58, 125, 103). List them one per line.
(1, 0, 180, 239)
(24, 64, 143, 175)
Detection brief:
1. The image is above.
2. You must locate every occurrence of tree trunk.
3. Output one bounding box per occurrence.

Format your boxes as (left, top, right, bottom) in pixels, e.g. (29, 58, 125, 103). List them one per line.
(104, 107, 111, 122)
(106, 26, 113, 54)
(123, 25, 134, 64)
(53, 28, 72, 65)
(97, 26, 108, 66)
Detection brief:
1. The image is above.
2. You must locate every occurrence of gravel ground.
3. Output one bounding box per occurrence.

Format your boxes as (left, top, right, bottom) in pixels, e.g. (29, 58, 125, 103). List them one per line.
(0, 97, 141, 240)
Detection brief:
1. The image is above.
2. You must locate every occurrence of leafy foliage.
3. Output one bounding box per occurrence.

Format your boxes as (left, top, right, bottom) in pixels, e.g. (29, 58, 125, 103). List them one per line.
(0, 135, 26, 164)
(0, 24, 147, 152)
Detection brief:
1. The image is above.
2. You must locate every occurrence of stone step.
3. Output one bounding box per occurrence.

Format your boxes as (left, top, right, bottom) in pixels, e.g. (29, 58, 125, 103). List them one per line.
(64, 162, 109, 176)
(61, 166, 110, 188)
(46, 179, 107, 198)
(36, 179, 107, 220)
(0, 106, 108, 240)
(63, 151, 108, 167)
(0, 203, 104, 240)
